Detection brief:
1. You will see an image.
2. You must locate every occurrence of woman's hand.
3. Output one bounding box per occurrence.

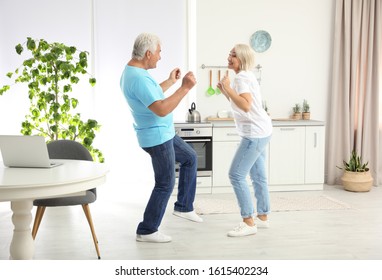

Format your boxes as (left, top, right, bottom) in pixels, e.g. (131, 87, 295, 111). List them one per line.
(217, 75, 231, 100)
(219, 75, 230, 89)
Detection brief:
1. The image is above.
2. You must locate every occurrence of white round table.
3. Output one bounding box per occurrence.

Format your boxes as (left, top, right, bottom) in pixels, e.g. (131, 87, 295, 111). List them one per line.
(0, 160, 109, 260)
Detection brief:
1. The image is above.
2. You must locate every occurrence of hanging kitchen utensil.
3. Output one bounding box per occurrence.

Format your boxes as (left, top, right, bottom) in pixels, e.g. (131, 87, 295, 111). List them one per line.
(215, 70, 221, 94)
(206, 70, 215, 96)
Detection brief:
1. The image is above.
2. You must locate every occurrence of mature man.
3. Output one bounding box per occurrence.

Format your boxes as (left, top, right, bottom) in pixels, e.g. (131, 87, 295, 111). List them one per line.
(120, 33, 202, 243)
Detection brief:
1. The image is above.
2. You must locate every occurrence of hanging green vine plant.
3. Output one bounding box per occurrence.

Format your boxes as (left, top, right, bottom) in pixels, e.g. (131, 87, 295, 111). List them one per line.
(0, 37, 104, 162)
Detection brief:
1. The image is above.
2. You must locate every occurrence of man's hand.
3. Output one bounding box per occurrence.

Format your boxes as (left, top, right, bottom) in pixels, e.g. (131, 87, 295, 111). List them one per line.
(169, 68, 181, 84)
(181, 71, 197, 91)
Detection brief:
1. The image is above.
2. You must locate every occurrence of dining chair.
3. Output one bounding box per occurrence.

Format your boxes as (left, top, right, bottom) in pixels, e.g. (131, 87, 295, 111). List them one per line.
(31, 140, 101, 259)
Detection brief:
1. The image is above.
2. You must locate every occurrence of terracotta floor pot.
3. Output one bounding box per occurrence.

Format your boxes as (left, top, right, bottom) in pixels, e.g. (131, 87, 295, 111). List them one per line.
(341, 170, 373, 192)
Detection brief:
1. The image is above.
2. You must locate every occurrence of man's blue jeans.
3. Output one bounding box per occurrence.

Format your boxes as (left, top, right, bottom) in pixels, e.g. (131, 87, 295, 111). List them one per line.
(137, 135, 197, 235)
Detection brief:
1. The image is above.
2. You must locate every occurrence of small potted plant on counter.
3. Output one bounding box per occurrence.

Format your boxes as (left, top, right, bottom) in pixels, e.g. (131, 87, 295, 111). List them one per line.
(337, 150, 373, 192)
(291, 103, 301, 120)
(302, 99, 310, 120)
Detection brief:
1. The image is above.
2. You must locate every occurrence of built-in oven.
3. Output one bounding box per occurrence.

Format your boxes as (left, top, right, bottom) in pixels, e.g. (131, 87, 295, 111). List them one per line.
(174, 122, 213, 193)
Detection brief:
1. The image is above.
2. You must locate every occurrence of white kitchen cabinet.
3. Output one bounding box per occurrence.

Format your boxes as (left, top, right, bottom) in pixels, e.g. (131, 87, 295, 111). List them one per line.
(268, 123, 325, 191)
(212, 126, 269, 192)
(174, 176, 212, 195)
(213, 141, 238, 187)
(211, 121, 325, 192)
(212, 126, 240, 190)
(304, 125, 325, 184)
(268, 126, 305, 185)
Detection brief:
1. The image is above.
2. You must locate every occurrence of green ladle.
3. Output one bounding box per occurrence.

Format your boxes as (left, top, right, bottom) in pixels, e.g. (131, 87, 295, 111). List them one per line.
(206, 70, 215, 96)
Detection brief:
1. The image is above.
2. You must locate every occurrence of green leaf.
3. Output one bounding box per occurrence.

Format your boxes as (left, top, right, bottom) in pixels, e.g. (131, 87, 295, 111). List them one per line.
(53, 113, 61, 121)
(59, 61, 70, 72)
(0, 85, 10, 95)
(61, 103, 70, 112)
(71, 98, 78, 108)
(23, 58, 35, 67)
(15, 44, 24, 54)
(41, 77, 48, 85)
(31, 68, 39, 77)
(89, 78, 96, 86)
(31, 109, 40, 117)
(341, 150, 369, 172)
(69, 125, 77, 134)
(39, 39, 49, 51)
(79, 59, 87, 68)
(63, 84, 72, 92)
(50, 125, 58, 133)
(87, 119, 98, 129)
(70, 76, 79, 84)
(83, 137, 93, 146)
(79, 51, 87, 60)
(46, 93, 55, 103)
(26, 38, 36, 50)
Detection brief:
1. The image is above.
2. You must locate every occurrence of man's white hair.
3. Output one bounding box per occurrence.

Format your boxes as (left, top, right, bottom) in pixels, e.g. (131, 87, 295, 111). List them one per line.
(132, 33, 161, 60)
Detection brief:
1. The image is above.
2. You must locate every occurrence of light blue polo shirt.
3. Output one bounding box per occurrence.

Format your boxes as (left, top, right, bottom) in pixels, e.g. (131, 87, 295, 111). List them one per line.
(120, 65, 175, 148)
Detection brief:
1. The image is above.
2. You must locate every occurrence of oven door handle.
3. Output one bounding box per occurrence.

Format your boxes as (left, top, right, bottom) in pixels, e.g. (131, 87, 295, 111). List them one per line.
(183, 139, 211, 142)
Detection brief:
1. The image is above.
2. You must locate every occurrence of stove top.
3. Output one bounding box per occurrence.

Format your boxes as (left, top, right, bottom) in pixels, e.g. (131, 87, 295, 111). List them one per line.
(174, 122, 212, 137)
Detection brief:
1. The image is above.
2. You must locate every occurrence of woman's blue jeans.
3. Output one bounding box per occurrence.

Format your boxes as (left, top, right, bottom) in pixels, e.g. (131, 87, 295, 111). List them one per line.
(229, 135, 271, 218)
(137, 135, 197, 235)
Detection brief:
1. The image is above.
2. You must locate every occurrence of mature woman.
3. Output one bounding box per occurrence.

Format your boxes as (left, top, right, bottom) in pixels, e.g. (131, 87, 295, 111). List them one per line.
(217, 44, 272, 237)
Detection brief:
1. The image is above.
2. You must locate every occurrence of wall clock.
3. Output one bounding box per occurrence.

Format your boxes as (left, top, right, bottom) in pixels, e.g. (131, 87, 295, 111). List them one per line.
(250, 30, 272, 53)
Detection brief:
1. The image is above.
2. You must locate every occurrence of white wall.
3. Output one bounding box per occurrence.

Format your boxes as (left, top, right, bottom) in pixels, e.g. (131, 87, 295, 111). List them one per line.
(91, 0, 188, 187)
(195, 0, 335, 121)
(0, 0, 93, 134)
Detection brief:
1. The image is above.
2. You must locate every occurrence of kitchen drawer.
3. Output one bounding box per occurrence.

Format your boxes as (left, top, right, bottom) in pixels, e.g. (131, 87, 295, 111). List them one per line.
(213, 127, 240, 141)
(174, 176, 212, 194)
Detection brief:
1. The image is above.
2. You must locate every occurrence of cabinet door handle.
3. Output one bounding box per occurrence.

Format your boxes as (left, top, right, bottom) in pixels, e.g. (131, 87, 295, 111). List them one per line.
(226, 133, 239, 136)
(185, 139, 211, 142)
(314, 132, 317, 148)
(280, 128, 295, 131)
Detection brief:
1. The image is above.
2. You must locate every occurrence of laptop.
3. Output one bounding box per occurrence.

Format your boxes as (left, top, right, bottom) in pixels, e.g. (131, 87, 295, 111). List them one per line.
(0, 135, 62, 168)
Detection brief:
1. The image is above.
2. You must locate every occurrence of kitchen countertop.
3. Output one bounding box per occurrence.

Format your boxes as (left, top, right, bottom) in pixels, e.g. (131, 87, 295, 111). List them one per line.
(207, 119, 325, 127)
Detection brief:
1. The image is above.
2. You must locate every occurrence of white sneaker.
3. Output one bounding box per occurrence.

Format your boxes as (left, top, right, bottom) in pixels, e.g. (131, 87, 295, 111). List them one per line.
(136, 231, 172, 243)
(227, 222, 257, 237)
(173, 210, 203, 223)
(255, 218, 270, 228)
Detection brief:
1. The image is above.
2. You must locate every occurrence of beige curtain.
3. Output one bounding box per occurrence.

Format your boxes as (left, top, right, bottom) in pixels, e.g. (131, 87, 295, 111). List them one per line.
(327, 0, 381, 186)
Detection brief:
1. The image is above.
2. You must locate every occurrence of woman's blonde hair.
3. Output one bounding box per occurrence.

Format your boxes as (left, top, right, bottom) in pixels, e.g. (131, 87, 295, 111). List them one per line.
(234, 44, 255, 71)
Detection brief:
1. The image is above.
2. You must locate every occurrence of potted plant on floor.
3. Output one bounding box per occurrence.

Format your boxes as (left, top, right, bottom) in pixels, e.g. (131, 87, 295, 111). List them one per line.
(302, 99, 310, 120)
(337, 150, 373, 192)
(0, 37, 104, 162)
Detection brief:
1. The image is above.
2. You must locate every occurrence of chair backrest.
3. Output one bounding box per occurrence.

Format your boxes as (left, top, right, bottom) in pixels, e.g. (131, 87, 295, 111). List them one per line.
(47, 140, 96, 196)
(47, 140, 93, 161)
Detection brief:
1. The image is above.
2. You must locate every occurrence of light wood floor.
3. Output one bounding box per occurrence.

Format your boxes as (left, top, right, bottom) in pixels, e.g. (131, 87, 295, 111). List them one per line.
(1, 183, 382, 260)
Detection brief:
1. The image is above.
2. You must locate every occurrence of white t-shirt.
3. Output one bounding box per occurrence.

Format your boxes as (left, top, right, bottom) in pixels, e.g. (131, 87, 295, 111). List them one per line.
(230, 71, 272, 138)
